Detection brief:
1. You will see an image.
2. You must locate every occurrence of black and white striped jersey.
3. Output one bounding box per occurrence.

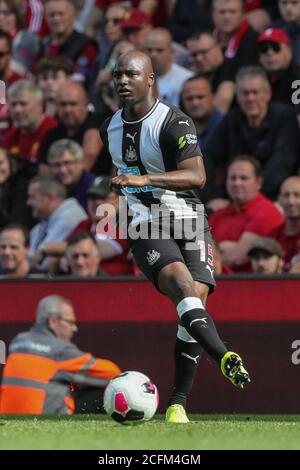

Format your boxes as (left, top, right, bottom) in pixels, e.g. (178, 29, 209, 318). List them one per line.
(100, 99, 203, 224)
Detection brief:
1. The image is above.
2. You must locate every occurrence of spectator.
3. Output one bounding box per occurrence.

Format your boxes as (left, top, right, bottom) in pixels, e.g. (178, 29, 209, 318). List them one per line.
(212, 0, 259, 68)
(33, 176, 134, 275)
(27, 173, 87, 272)
(39, 79, 105, 172)
(143, 28, 193, 106)
(0, 148, 35, 229)
(275, 0, 300, 66)
(247, 236, 284, 273)
(2, 80, 58, 163)
(209, 156, 284, 272)
(0, 30, 26, 86)
(0, 224, 31, 277)
(0, 295, 121, 414)
(0, 30, 27, 140)
(272, 176, 300, 271)
(166, 0, 213, 43)
(47, 139, 95, 211)
(186, 31, 236, 113)
(24, 0, 49, 38)
(180, 75, 223, 149)
(0, 0, 40, 74)
(258, 27, 300, 109)
(205, 66, 300, 203)
(120, 8, 152, 51)
(66, 231, 102, 276)
(36, 56, 74, 117)
(41, 0, 98, 83)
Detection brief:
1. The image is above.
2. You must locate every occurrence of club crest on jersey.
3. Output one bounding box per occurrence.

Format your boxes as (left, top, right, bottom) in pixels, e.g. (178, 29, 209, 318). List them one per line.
(146, 250, 160, 266)
(125, 145, 138, 163)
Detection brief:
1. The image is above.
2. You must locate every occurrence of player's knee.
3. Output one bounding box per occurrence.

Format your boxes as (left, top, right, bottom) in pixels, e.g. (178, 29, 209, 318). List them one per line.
(159, 269, 196, 305)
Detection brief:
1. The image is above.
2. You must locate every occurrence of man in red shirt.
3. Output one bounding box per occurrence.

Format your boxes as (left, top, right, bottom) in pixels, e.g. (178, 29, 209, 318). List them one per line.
(3, 80, 57, 162)
(209, 155, 284, 272)
(272, 176, 300, 271)
(41, 0, 98, 84)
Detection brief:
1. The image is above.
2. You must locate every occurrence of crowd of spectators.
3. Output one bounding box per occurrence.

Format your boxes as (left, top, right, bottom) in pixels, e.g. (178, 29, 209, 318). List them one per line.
(0, 0, 300, 278)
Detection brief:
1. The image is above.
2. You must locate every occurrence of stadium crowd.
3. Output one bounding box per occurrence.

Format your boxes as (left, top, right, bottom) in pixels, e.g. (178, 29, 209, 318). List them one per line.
(0, 0, 300, 277)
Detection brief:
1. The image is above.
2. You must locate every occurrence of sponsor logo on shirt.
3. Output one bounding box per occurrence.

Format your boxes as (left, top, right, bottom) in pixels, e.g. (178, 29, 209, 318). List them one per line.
(178, 134, 197, 150)
(178, 136, 187, 149)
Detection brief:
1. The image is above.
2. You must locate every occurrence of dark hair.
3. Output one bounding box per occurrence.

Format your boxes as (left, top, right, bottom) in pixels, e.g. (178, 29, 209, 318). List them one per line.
(36, 56, 74, 78)
(1, 0, 24, 29)
(228, 155, 261, 177)
(186, 30, 215, 43)
(67, 231, 99, 249)
(0, 29, 12, 52)
(0, 223, 30, 247)
(179, 73, 213, 112)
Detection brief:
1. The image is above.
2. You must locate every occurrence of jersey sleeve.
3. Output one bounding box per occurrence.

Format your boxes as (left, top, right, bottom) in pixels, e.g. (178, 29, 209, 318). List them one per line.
(160, 111, 203, 166)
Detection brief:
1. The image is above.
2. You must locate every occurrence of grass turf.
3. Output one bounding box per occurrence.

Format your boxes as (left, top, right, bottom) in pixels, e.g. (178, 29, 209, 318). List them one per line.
(0, 415, 300, 450)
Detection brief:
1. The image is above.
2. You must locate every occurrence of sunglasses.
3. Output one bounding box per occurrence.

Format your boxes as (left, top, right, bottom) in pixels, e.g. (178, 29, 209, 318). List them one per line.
(259, 42, 281, 54)
(104, 17, 122, 26)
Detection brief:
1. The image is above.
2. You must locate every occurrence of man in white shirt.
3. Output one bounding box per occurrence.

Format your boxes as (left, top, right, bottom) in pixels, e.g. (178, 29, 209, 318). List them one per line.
(143, 28, 193, 106)
(27, 174, 87, 271)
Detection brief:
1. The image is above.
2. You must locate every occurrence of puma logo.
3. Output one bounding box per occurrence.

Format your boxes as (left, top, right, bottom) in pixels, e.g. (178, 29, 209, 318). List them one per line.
(206, 264, 214, 278)
(181, 352, 200, 364)
(178, 120, 190, 126)
(126, 132, 137, 143)
(190, 317, 207, 327)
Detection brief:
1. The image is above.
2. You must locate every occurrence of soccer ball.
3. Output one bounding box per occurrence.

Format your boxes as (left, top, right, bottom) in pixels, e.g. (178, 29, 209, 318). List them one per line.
(103, 371, 159, 423)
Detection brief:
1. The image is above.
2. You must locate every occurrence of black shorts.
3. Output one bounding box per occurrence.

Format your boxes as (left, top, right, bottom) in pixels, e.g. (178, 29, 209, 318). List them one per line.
(128, 215, 216, 294)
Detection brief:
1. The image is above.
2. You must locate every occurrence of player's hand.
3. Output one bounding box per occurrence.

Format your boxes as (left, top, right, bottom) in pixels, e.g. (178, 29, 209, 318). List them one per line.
(112, 174, 149, 188)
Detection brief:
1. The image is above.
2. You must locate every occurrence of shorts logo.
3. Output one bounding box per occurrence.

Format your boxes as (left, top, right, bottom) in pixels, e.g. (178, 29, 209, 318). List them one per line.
(178, 136, 186, 150)
(206, 264, 214, 278)
(146, 250, 160, 266)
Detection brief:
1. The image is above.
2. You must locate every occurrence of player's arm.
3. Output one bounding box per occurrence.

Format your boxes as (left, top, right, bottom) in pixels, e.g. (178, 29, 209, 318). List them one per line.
(112, 155, 205, 191)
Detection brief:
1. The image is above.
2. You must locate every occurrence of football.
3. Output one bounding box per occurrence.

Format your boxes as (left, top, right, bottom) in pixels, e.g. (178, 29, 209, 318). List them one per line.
(103, 371, 159, 423)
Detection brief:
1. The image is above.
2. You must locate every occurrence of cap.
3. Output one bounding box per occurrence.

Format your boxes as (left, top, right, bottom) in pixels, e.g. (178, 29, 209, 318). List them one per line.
(87, 176, 112, 198)
(119, 9, 151, 31)
(247, 237, 284, 258)
(258, 28, 291, 46)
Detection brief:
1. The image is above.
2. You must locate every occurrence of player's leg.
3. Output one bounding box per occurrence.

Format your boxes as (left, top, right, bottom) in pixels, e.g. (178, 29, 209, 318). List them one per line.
(166, 325, 204, 423)
(158, 262, 250, 384)
(158, 262, 228, 362)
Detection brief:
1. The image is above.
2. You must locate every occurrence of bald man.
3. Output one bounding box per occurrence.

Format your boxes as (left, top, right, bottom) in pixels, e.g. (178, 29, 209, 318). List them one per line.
(40, 79, 103, 171)
(100, 51, 250, 423)
(272, 176, 300, 271)
(143, 28, 192, 106)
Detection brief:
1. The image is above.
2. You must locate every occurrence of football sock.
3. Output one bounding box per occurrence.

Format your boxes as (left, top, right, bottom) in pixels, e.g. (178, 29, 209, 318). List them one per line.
(177, 297, 227, 363)
(168, 329, 203, 408)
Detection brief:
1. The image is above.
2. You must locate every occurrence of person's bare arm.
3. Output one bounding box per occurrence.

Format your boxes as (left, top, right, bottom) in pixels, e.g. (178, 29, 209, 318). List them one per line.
(112, 156, 205, 191)
(82, 129, 103, 170)
(219, 232, 260, 267)
(214, 81, 235, 114)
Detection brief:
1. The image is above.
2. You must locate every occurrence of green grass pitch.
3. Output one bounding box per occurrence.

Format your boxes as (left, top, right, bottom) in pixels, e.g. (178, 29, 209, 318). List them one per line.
(1, 415, 300, 450)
